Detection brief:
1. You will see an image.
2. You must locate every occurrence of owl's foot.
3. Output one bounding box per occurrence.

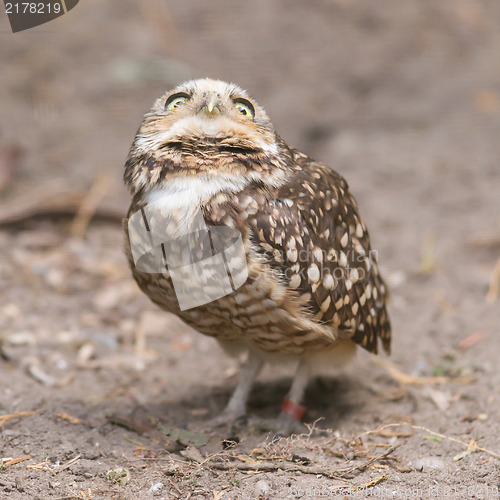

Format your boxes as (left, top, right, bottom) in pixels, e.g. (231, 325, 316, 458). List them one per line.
(206, 410, 307, 438)
(236, 413, 307, 438)
(206, 349, 264, 431)
(206, 408, 247, 429)
(273, 399, 309, 437)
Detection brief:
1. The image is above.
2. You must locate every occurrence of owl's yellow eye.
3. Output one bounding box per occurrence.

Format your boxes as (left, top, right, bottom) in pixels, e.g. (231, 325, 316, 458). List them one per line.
(165, 93, 190, 111)
(234, 98, 255, 120)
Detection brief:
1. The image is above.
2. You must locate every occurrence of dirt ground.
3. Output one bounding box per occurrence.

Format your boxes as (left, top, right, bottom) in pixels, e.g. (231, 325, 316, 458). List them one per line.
(1, 0, 500, 498)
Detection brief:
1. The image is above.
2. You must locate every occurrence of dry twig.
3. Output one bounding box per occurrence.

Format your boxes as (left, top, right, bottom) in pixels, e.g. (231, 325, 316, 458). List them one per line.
(470, 233, 500, 249)
(55, 412, 82, 425)
(26, 461, 51, 471)
(373, 357, 474, 386)
(70, 175, 112, 238)
(333, 474, 388, 493)
(55, 454, 82, 474)
(1, 455, 31, 467)
(486, 255, 500, 303)
(354, 423, 500, 460)
(458, 331, 484, 351)
(205, 444, 400, 480)
(0, 409, 40, 428)
(0, 179, 123, 227)
(336, 445, 400, 477)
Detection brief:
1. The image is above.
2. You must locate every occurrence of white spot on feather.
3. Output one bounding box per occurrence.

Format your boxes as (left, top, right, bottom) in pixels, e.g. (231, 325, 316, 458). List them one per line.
(289, 274, 301, 288)
(307, 264, 320, 283)
(323, 273, 335, 290)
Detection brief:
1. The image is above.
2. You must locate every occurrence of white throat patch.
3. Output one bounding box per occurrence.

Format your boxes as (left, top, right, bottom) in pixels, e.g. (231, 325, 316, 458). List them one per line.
(142, 174, 249, 244)
(144, 174, 249, 211)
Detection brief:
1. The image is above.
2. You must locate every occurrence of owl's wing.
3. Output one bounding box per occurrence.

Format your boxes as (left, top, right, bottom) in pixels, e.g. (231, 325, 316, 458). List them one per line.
(248, 153, 391, 354)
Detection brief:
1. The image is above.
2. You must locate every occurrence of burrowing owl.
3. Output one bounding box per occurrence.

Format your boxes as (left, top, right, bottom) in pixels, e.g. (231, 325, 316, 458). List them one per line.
(124, 79, 391, 430)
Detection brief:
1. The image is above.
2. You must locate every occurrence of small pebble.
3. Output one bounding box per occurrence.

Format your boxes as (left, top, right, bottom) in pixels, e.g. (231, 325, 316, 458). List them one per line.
(44, 268, 65, 289)
(148, 482, 164, 493)
(2, 303, 22, 320)
(56, 358, 68, 370)
(253, 479, 271, 498)
(6, 331, 35, 346)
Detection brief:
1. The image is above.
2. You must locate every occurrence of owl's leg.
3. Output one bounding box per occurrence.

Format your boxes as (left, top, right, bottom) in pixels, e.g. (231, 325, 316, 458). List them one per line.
(275, 357, 311, 435)
(211, 348, 264, 426)
(241, 357, 310, 436)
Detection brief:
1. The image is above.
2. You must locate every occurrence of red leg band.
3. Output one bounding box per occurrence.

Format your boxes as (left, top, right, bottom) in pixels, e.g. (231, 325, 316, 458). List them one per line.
(281, 398, 306, 421)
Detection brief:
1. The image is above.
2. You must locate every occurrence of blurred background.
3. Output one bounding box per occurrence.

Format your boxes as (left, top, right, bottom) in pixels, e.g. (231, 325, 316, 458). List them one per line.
(1, 0, 500, 497)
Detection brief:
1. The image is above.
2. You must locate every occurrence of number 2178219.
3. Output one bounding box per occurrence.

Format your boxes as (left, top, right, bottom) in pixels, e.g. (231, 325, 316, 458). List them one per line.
(5, 2, 62, 14)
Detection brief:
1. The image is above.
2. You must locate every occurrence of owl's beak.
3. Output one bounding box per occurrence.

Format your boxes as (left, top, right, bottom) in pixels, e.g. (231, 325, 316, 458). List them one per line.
(199, 93, 222, 117)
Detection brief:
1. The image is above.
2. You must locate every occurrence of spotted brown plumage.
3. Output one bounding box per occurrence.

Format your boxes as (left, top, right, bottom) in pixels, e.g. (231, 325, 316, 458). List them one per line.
(248, 154, 391, 355)
(123, 78, 391, 431)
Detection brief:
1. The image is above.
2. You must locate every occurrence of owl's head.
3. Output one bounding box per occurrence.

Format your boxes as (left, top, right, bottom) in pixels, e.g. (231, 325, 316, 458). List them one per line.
(136, 79, 277, 150)
(125, 79, 290, 194)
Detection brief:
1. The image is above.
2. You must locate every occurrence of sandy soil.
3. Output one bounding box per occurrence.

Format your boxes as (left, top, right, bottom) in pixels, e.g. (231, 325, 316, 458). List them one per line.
(1, 0, 500, 498)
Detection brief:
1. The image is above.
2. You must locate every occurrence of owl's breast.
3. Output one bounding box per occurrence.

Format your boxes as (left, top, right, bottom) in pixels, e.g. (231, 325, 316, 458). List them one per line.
(125, 216, 339, 356)
(125, 176, 342, 354)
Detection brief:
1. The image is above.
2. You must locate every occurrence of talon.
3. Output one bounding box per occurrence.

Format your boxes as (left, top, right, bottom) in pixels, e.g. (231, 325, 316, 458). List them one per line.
(276, 410, 309, 436)
(229, 413, 248, 436)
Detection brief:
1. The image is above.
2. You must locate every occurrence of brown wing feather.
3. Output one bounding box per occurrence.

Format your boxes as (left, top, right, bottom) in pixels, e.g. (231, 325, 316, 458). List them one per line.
(249, 150, 391, 354)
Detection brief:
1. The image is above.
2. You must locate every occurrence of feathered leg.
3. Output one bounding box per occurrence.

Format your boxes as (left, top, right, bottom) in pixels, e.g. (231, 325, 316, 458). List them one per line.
(212, 348, 264, 426)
